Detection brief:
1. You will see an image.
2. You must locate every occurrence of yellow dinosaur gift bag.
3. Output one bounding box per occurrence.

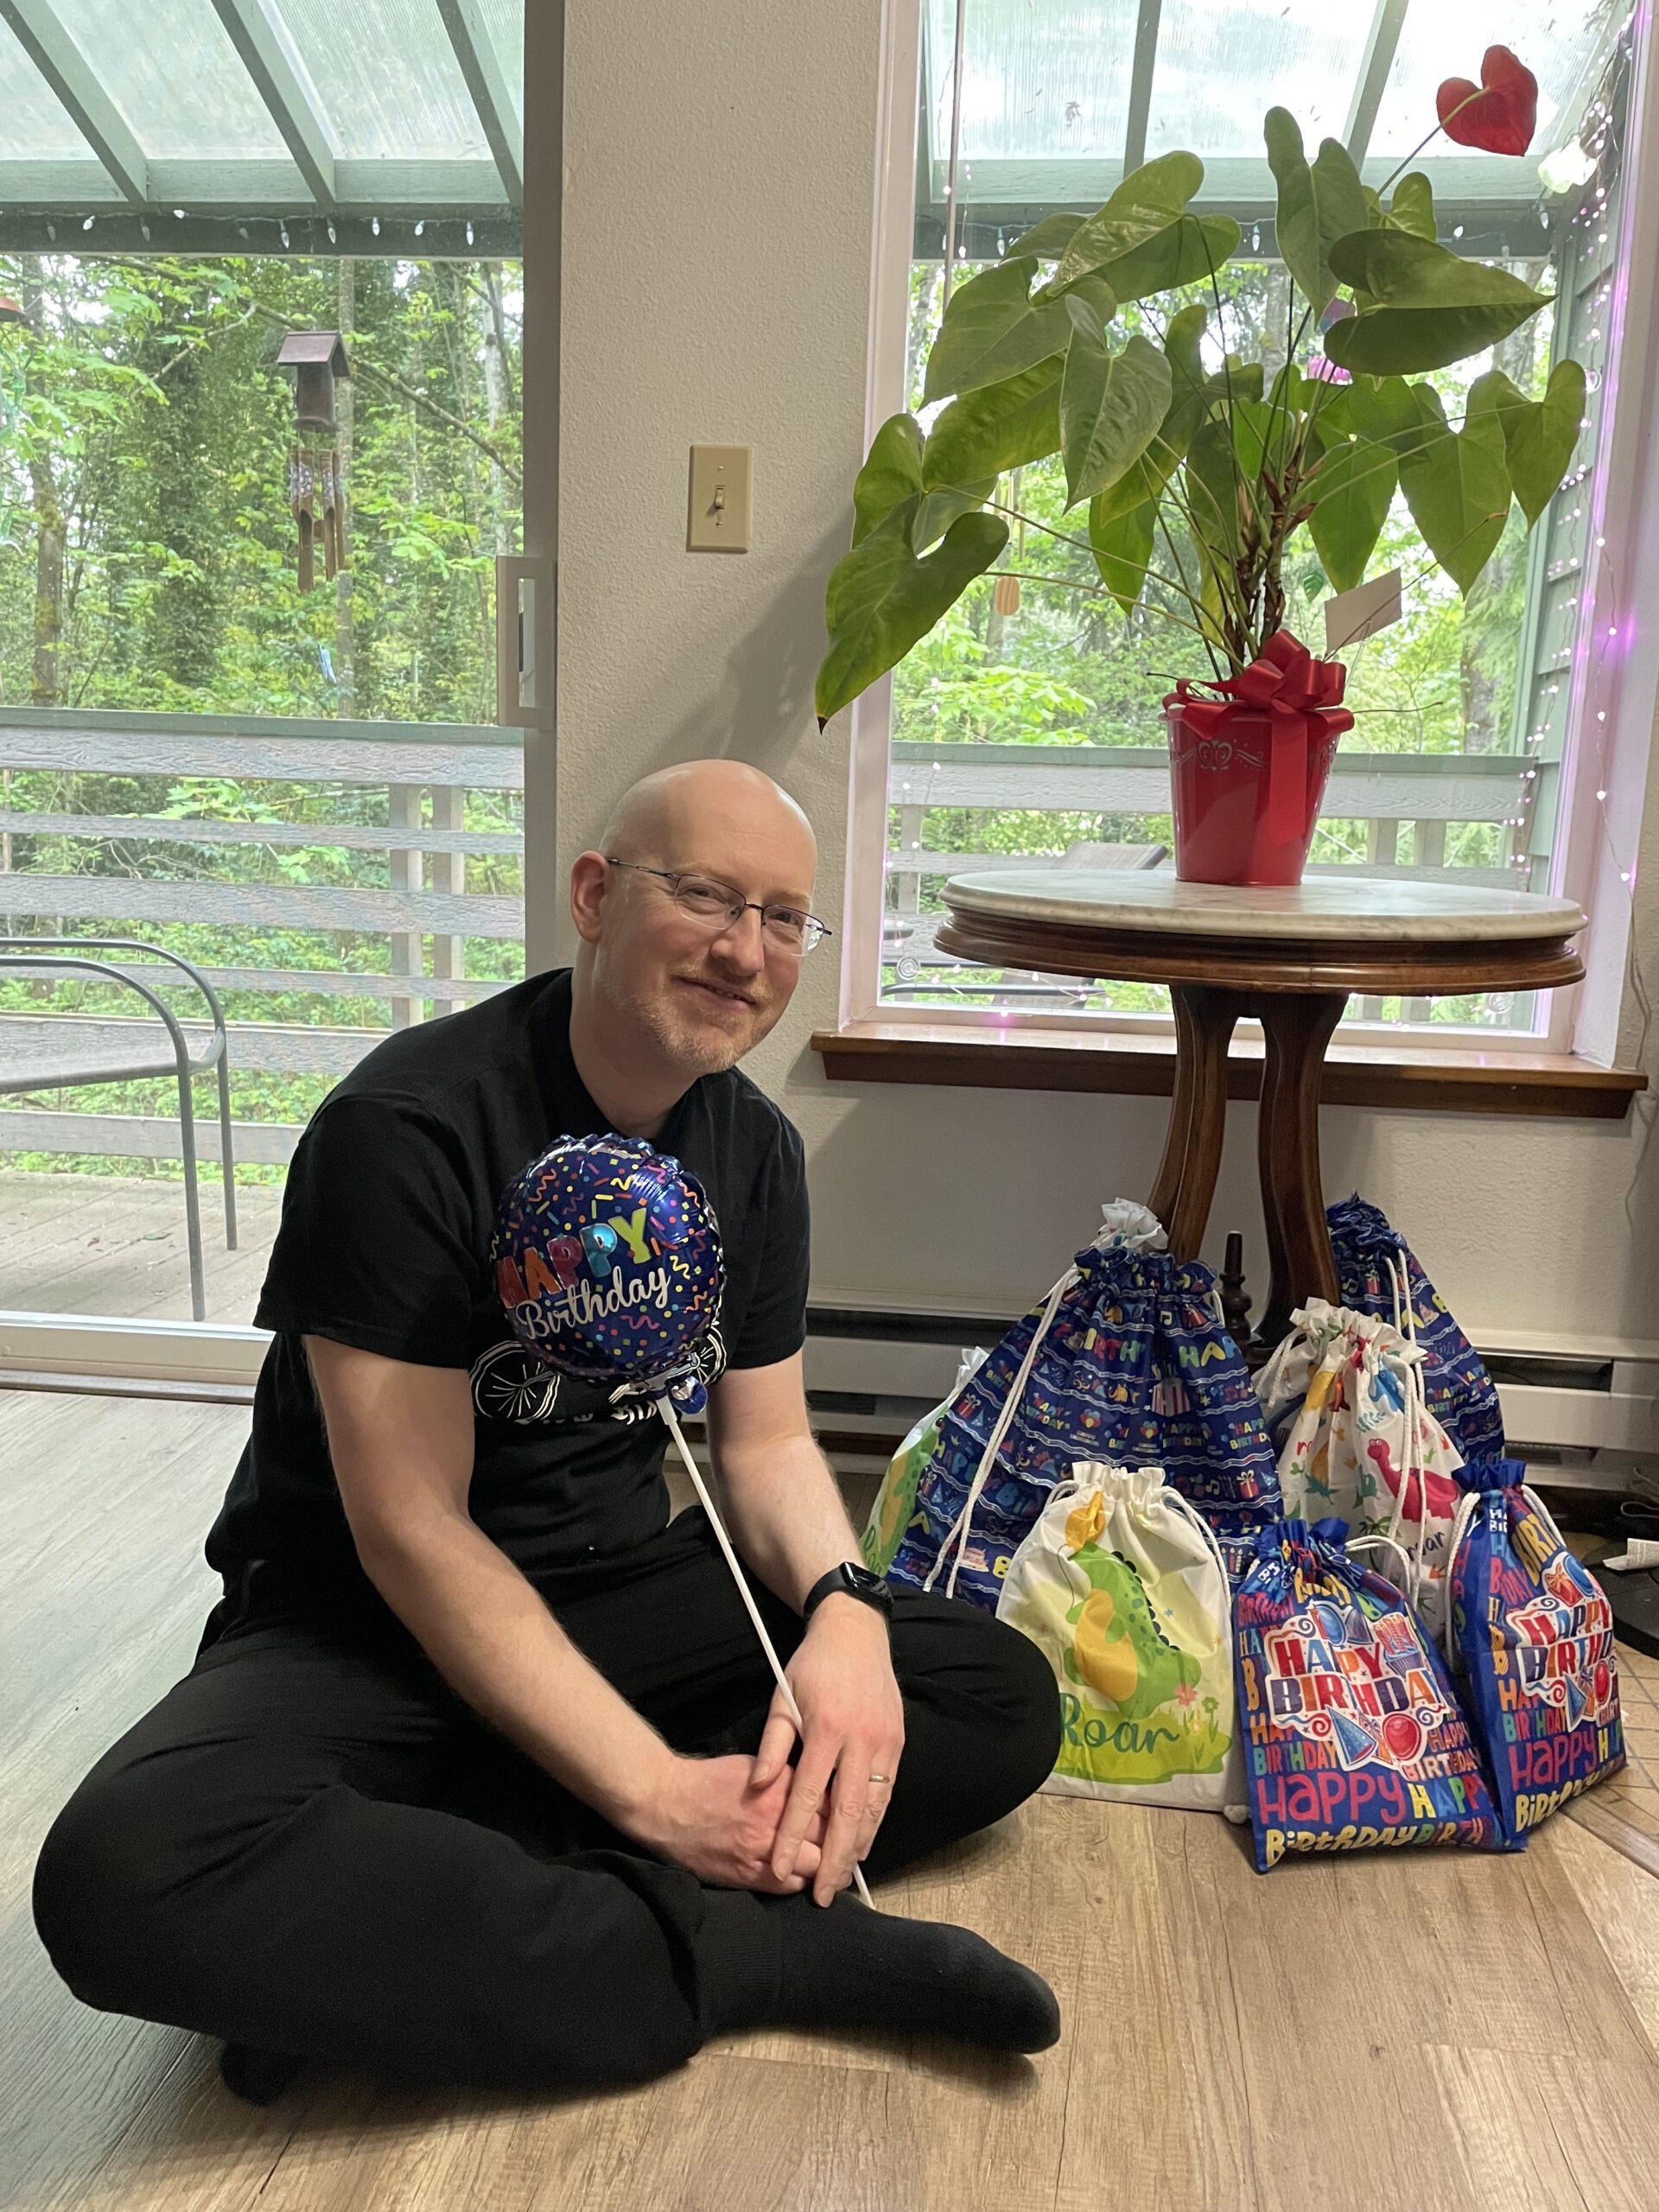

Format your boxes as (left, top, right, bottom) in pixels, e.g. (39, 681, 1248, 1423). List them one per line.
(996, 1463, 1244, 1815)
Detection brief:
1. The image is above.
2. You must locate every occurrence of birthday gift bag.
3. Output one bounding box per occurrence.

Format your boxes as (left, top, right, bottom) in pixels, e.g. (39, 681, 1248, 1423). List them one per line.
(1446, 1459, 1624, 1846)
(1255, 1300, 1463, 1639)
(1328, 1194, 1504, 1463)
(1234, 1517, 1501, 1872)
(996, 1465, 1243, 1814)
(887, 1203, 1281, 1611)
(861, 1346, 988, 1575)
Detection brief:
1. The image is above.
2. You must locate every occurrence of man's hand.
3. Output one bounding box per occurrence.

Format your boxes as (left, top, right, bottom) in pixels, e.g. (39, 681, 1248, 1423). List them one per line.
(631, 1753, 830, 1893)
(756, 1600, 906, 1906)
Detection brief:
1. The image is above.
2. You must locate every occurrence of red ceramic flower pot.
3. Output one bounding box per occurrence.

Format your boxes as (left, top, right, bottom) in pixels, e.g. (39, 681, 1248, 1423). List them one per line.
(1166, 702, 1346, 887)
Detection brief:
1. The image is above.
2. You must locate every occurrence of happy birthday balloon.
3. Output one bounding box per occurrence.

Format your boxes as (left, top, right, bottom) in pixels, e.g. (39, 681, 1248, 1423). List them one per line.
(581, 1221, 620, 1279)
(491, 1134, 724, 1386)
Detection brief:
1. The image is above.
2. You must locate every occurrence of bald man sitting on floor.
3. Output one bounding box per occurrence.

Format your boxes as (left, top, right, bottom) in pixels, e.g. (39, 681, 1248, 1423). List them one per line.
(34, 760, 1063, 2099)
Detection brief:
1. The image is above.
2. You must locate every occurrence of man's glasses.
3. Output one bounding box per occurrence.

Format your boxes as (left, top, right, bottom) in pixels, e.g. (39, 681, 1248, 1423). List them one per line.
(606, 859, 831, 957)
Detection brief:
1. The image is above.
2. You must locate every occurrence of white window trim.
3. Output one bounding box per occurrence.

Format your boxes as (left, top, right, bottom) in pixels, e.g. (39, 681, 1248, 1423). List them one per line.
(841, 0, 1659, 1066)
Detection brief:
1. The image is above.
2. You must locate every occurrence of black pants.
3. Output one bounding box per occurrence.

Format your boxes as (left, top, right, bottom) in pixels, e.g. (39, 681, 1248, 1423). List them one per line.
(33, 1506, 1062, 2090)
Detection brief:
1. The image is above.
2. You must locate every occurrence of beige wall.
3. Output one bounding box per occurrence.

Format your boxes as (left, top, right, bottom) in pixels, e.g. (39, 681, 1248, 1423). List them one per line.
(555, 0, 1659, 1353)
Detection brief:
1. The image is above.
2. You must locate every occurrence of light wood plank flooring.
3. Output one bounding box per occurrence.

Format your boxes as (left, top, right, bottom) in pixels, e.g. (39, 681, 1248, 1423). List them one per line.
(0, 1168, 281, 1325)
(5, 1384, 1659, 2212)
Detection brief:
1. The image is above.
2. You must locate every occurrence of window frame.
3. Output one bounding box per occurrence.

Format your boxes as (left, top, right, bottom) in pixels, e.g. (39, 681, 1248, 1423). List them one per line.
(840, 0, 1659, 1068)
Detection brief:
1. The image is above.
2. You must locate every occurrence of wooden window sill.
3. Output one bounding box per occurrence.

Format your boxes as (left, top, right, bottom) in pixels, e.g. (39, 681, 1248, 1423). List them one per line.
(812, 1022, 1647, 1120)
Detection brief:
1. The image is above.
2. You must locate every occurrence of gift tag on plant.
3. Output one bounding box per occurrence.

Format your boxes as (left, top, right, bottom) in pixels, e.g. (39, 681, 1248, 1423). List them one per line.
(1325, 569, 1402, 655)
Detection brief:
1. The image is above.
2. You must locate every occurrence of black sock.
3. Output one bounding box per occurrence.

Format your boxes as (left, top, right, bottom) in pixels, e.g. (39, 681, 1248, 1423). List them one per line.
(218, 2042, 307, 2106)
(697, 1889, 1060, 2054)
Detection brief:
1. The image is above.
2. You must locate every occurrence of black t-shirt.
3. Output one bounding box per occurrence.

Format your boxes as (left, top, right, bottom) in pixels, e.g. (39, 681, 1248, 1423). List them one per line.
(206, 967, 809, 1614)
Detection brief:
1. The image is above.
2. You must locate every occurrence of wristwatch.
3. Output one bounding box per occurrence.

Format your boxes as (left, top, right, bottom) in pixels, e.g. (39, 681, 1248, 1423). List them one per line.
(802, 1560, 894, 1627)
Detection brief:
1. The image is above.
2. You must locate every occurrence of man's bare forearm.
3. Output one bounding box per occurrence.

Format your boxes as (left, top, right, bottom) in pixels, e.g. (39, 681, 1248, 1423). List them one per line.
(715, 1431, 867, 1615)
(357, 1505, 676, 1833)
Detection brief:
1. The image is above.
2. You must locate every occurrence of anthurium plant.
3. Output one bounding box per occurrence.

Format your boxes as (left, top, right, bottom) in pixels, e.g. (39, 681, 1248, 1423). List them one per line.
(814, 47, 1585, 725)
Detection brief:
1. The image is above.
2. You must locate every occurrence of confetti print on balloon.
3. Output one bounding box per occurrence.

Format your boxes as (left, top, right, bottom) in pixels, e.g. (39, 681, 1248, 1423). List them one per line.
(490, 1132, 724, 1384)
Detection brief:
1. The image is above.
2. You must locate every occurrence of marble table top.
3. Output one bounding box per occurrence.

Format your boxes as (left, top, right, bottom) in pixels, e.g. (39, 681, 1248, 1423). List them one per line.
(942, 868, 1587, 943)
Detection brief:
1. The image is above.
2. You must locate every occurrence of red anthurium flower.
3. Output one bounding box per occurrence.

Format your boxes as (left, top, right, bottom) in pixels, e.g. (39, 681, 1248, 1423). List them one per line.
(1436, 47, 1539, 156)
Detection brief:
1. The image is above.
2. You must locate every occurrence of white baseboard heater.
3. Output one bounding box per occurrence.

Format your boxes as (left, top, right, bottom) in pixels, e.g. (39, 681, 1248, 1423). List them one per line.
(803, 1306, 1659, 1491)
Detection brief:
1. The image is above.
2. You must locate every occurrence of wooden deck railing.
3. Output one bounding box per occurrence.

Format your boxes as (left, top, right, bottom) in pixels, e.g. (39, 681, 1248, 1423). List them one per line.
(0, 708, 524, 1162)
(0, 714, 1535, 1160)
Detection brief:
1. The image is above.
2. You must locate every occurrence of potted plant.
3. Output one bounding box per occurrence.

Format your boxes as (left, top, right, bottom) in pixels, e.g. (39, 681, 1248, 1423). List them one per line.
(815, 47, 1586, 888)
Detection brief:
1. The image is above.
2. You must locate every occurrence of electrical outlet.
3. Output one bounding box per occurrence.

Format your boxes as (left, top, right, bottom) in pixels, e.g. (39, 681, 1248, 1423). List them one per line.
(688, 444, 751, 552)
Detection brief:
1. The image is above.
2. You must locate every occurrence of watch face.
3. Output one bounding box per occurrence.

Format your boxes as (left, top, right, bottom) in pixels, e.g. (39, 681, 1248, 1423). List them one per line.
(845, 1565, 885, 1597)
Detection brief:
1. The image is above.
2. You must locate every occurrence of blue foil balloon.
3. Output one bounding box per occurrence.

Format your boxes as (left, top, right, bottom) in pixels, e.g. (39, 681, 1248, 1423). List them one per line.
(492, 1133, 724, 1387)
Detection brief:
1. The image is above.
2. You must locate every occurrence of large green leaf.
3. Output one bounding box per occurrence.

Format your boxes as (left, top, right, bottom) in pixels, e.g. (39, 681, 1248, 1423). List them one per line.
(1471, 360, 1587, 526)
(1088, 303, 1211, 527)
(1306, 435, 1396, 593)
(1231, 396, 1295, 488)
(1058, 311, 1172, 509)
(1264, 108, 1368, 315)
(1007, 212, 1084, 260)
(1317, 373, 1441, 460)
(921, 355, 1065, 488)
(1088, 495, 1157, 613)
(1078, 213, 1241, 304)
(1397, 401, 1511, 594)
(1386, 172, 1436, 242)
(1052, 151, 1205, 289)
(851, 413, 924, 543)
(910, 478, 996, 553)
(1185, 409, 1246, 576)
(815, 502, 1008, 724)
(1325, 232, 1552, 374)
(923, 258, 1115, 403)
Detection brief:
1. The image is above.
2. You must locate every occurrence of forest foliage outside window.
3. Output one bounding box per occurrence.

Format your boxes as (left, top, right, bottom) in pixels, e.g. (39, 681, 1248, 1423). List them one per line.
(0, 250, 525, 1179)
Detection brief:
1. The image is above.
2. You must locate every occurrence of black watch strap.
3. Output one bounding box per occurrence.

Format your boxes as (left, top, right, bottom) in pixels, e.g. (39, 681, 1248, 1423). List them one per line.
(803, 1561, 893, 1624)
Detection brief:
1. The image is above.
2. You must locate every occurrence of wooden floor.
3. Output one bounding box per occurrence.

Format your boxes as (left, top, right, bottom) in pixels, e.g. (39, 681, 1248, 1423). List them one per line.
(7, 1387, 1659, 2212)
(0, 1168, 282, 1325)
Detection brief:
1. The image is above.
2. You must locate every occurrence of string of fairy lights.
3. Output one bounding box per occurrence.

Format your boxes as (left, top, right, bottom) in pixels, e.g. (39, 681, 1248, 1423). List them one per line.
(1506, 7, 1636, 925)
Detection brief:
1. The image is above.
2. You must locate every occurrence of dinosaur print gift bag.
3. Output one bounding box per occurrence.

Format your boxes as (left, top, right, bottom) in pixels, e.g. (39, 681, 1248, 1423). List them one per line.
(997, 1464, 1243, 1815)
(1255, 1300, 1463, 1639)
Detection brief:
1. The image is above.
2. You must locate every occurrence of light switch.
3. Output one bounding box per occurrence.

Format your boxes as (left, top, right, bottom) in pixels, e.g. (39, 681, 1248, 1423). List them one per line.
(688, 444, 752, 552)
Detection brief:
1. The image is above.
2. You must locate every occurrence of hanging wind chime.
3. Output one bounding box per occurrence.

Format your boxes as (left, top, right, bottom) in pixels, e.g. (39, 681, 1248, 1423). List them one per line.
(276, 331, 349, 592)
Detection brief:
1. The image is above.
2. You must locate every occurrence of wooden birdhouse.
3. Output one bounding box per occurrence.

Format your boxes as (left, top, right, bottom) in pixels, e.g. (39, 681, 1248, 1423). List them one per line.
(277, 330, 350, 592)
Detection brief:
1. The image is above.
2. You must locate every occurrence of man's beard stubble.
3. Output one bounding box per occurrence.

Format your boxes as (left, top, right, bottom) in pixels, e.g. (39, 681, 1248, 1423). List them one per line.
(606, 966, 772, 1078)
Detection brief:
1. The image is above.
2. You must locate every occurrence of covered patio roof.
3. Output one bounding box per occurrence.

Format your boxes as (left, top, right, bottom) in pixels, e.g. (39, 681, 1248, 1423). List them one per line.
(918, 0, 1624, 258)
(0, 0, 523, 255)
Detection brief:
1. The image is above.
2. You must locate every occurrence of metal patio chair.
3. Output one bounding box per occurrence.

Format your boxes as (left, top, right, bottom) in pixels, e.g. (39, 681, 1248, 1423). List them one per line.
(0, 935, 238, 1320)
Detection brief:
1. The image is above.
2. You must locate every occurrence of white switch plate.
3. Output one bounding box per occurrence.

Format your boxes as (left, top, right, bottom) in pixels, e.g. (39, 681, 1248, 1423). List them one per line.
(688, 444, 752, 552)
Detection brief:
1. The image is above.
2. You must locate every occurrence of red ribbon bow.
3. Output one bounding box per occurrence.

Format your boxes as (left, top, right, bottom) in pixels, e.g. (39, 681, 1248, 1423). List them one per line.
(1163, 631, 1354, 861)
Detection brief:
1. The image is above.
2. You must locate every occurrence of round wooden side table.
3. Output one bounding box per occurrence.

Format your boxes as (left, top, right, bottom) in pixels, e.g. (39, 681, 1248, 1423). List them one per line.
(935, 872, 1587, 1351)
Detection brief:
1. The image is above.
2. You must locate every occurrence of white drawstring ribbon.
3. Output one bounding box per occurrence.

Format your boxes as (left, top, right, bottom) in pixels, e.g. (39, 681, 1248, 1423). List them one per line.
(924, 1266, 1077, 1601)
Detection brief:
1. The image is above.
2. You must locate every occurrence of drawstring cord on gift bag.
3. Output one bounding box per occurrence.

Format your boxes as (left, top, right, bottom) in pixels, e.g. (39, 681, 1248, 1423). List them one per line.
(1347, 1525, 1419, 1596)
(1375, 1255, 1436, 1612)
(924, 1268, 1077, 1601)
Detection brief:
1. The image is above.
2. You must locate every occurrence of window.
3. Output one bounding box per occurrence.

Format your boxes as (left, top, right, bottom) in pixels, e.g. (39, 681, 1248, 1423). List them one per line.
(0, 0, 533, 1330)
(850, 0, 1643, 1042)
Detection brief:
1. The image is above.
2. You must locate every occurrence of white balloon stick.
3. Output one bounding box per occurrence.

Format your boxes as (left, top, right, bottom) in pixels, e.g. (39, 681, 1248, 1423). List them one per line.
(657, 1395, 876, 1911)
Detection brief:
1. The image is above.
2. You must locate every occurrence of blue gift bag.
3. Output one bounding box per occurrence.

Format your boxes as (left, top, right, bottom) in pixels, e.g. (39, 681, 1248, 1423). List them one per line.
(1446, 1459, 1625, 1846)
(1234, 1516, 1501, 1872)
(1327, 1194, 1504, 1463)
(887, 1205, 1281, 1611)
